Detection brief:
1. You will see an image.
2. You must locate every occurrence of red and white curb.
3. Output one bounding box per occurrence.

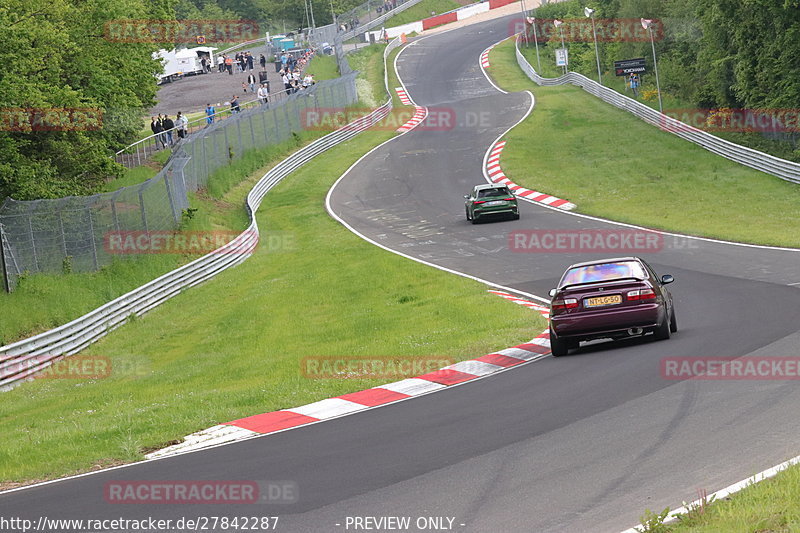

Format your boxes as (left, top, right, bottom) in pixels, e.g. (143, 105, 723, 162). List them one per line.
(480, 48, 491, 68)
(397, 106, 426, 132)
(486, 141, 576, 210)
(395, 87, 413, 105)
(147, 292, 552, 459)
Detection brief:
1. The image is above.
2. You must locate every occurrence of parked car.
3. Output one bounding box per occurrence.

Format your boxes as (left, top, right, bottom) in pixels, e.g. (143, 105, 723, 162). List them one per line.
(548, 257, 676, 356)
(464, 184, 519, 223)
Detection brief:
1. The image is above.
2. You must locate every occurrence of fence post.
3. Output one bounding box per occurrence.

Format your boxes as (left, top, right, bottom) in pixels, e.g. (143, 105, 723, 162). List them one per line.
(87, 205, 99, 270)
(57, 202, 68, 258)
(138, 187, 149, 232)
(163, 170, 180, 224)
(0, 224, 10, 293)
(26, 207, 40, 272)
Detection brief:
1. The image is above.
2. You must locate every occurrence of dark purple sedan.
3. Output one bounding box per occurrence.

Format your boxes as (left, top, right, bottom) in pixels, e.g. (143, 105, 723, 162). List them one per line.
(548, 257, 676, 356)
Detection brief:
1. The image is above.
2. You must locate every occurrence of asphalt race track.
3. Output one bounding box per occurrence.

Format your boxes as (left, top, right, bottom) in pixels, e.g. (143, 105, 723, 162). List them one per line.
(3, 15, 800, 533)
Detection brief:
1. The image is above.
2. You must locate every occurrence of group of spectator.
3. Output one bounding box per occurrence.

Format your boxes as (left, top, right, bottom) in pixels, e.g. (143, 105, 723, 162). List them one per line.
(217, 51, 266, 75)
(280, 68, 315, 94)
(150, 112, 189, 149)
(376, 0, 398, 14)
(277, 49, 315, 94)
(170, 47, 317, 136)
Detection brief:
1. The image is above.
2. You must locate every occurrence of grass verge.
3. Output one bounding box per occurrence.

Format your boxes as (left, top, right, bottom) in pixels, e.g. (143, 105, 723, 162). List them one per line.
(384, 0, 461, 27)
(635, 462, 800, 532)
(0, 110, 545, 485)
(306, 53, 340, 81)
(488, 38, 800, 247)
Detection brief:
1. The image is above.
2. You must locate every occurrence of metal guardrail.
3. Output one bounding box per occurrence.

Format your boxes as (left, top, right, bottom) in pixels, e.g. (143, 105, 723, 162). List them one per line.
(0, 37, 403, 391)
(514, 35, 800, 186)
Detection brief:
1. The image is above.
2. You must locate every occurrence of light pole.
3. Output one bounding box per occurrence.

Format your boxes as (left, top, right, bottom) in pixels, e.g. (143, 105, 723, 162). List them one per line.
(528, 17, 541, 72)
(554, 19, 566, 75)
(520, 0, 528, 46)
(584, 7, 601, 84)
(641, 18, 663, 113)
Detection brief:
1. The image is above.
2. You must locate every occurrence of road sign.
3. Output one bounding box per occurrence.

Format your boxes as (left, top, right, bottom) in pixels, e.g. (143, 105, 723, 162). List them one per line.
(614, 58, 646, 76)
(556, 48, 568, 67)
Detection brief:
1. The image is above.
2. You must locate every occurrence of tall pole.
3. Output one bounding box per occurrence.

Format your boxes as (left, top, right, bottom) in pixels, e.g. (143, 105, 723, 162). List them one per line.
(330, 0, 336, 27)
(585, 8, 601, 84)
(643, 19, 663, 113)
(309, 0, 317, 31)
(531, 17, 541, 72)
(558, 24, 566, 75)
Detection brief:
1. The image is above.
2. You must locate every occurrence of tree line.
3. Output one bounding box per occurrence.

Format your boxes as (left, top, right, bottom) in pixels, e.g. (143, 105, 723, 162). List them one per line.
(528, 0, 800, 161)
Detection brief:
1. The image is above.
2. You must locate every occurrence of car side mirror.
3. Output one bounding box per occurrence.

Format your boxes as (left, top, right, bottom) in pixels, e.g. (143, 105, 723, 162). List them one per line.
(548, 288, 557, 298)
(464, 195, 470, 199)
(661, 274, 674, 285)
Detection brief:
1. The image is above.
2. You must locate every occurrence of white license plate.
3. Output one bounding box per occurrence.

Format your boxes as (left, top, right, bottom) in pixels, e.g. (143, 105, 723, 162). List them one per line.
(486, 200, 505, 206)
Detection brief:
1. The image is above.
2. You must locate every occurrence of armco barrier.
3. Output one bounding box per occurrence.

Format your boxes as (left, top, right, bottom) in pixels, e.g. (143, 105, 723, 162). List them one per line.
(422, 12, 458, 31)
(514, 35, 800, 186)
(0, 38, 404, 391)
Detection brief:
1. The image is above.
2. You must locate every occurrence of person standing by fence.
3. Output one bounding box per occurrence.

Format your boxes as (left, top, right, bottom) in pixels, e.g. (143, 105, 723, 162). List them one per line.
(257, 83, 269, 105)
(176, 112, 188, 139)
(205, 103, 215, 125)
(162, 115, 175, 146)
(247, 72, 257, 93)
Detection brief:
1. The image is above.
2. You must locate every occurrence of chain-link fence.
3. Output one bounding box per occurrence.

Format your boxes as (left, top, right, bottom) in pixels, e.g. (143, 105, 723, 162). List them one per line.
(0, 74, 358, 292)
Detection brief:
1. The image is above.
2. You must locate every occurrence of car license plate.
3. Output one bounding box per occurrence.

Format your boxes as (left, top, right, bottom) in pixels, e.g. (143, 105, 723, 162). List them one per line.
(485, 200, 505, 206)
(585, 295, 622, 308)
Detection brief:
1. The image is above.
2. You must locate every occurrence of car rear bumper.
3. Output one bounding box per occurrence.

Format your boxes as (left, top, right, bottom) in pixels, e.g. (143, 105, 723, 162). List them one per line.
(550, 303, 664, 340)
(475, 205, 518, 217)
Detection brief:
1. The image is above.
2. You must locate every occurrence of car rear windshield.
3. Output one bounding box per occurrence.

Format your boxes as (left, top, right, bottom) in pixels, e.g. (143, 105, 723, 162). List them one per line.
(560, 261, 647, 286)
(478, 188, 510, 198)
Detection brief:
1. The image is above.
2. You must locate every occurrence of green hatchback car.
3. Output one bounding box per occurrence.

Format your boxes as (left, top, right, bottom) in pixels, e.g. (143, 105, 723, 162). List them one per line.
(465, 184, 519, 224)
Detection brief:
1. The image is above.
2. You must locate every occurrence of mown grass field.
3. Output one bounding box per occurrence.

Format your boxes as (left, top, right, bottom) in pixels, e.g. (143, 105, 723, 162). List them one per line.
(489, 38, 800, 247)
(0, 42, 545, 484)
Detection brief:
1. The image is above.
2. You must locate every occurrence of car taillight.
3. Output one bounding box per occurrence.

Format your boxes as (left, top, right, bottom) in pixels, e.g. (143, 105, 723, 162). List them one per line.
(504, 197, 515, 201)
(473, 200, 486, 204)
(552, 298, 578, 310)
(627, 288, 656, 301)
